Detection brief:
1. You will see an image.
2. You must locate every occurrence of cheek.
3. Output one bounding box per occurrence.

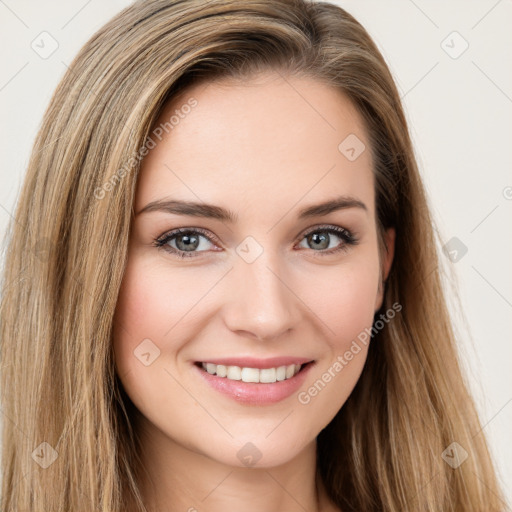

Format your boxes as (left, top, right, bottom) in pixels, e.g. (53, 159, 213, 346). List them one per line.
(113, 256, 178, 382)
(113, 254, 207, 353)
(112, 252, 226, 402)
(112, 254, 206, 432)
(291, 249, 380, 428)
(300, 248, 380, 349)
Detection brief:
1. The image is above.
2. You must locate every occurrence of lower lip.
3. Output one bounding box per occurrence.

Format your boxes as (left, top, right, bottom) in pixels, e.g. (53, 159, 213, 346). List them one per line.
(193, 362, 315, 405)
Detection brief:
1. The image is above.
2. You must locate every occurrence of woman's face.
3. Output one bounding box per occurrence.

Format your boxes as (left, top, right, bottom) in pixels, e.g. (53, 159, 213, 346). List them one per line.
(113, 71, 394, 468)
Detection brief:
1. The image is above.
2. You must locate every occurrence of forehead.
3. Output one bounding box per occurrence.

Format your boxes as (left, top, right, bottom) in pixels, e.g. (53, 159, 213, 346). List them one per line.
(136, 71, 374, 219)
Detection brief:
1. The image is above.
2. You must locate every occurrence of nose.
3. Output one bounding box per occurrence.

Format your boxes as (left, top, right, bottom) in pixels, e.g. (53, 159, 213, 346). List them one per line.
(222, 250, 301, 341)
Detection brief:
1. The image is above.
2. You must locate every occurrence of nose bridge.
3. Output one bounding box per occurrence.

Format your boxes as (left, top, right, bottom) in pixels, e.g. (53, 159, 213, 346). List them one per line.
(223, 243, 300, 340)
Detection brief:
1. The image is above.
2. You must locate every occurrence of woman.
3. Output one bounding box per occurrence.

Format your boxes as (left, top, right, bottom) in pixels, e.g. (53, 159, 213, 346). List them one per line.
(0, 0, 505, 510)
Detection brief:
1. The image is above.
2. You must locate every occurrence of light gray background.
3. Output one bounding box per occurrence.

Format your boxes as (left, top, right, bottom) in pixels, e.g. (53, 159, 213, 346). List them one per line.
(1, 0, 511, 506)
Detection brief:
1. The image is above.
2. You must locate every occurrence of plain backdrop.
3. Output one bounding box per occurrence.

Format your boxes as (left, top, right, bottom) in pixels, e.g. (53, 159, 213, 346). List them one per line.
(0, 0, 511, 506)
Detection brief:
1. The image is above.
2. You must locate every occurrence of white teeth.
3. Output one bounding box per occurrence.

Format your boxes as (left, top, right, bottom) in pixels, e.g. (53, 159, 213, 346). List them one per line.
(226, 366, 241, 380)
(241, 367, 259, 383)
(200, 362, 303, 383)
(286, 365, 296, 379)
(216, 364, 227, 377)
(259, 368, 276, 383)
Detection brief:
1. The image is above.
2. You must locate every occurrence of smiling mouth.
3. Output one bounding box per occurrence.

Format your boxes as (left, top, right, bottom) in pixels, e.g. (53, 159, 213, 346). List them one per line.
(195, 361, 314, 383)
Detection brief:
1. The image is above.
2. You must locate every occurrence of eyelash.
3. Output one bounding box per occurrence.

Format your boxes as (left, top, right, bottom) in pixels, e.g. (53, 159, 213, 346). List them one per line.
(153, 225, 359, 259)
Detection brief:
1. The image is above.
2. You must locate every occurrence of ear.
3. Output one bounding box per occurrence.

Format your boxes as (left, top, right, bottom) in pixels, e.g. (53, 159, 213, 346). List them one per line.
(374, 227, 395, 312)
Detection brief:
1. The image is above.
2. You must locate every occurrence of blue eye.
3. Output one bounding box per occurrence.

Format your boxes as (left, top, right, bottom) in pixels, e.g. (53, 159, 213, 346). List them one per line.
(154, 227, 217, 258)
(297, 225, 358, 255)
(154, 225, 358, 259)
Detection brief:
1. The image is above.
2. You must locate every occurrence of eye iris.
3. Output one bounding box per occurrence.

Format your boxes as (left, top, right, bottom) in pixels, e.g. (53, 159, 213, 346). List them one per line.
(176, 233, 199, 251)
(307, 232, 330, 250)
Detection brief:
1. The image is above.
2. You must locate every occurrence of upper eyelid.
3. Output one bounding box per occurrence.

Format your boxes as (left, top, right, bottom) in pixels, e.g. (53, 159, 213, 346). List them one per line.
(156, 226, 219, 246)
(300, 224, 351, 237)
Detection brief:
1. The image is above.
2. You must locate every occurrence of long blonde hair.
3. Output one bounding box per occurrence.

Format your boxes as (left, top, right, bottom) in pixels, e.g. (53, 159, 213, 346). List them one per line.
(0, 1, 505, 510)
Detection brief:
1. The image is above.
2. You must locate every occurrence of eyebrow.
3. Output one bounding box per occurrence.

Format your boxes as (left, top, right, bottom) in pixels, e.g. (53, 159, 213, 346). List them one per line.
(136, 195, 368, 222)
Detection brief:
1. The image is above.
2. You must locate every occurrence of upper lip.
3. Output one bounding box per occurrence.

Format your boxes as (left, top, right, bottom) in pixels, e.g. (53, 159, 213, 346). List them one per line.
(195, 357, 314, 369)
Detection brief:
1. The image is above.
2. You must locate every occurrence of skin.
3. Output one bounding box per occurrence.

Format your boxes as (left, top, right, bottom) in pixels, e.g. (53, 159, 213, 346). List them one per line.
(113, 70, 395, 512)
